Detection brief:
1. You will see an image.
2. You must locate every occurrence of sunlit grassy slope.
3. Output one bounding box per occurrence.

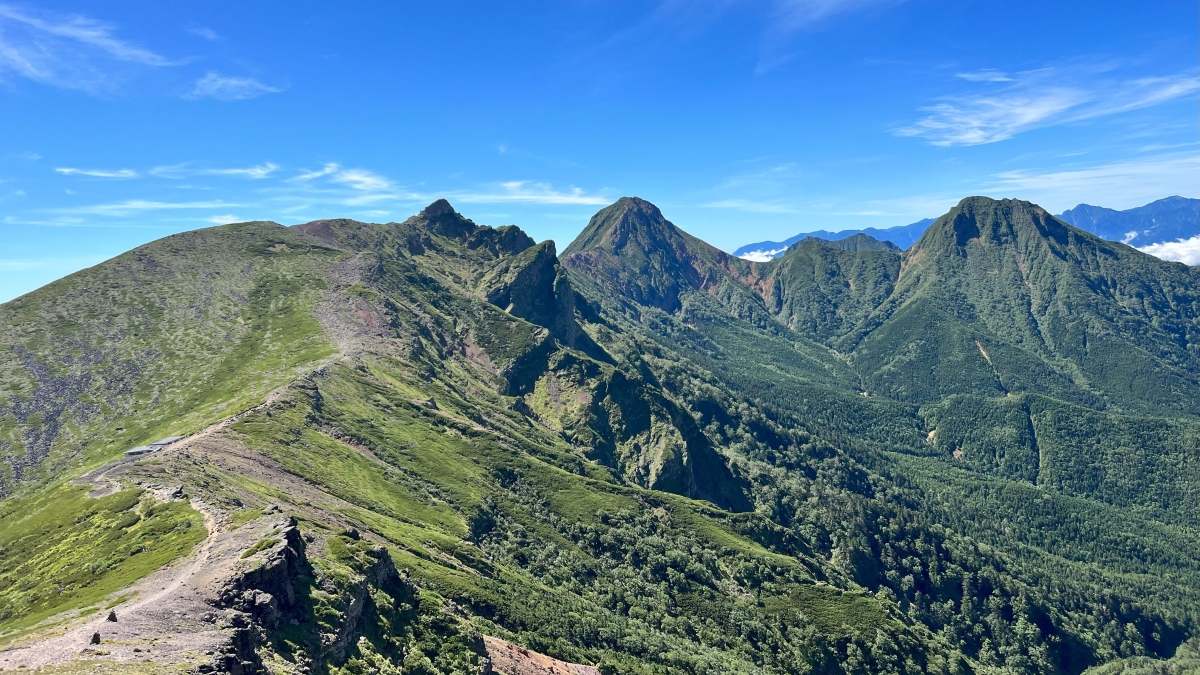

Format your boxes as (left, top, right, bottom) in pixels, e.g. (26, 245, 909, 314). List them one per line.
(0, 222, 339, 493)
(0, 485, 204, 640)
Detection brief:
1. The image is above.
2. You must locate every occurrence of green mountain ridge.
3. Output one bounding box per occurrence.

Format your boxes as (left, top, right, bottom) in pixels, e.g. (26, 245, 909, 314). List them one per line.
(0, 195, 1196, 675)
(855, 197, 1200, 414)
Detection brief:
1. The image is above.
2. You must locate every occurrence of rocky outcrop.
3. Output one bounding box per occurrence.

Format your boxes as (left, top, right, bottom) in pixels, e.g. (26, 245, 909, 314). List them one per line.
(483, 636, 600, 675)
(212, 518, 308, 630)
(323, 540, 416, 663)
(525, 350, 752, 512)
(482, 241, 579, 348)
(201, 519, 423, 674)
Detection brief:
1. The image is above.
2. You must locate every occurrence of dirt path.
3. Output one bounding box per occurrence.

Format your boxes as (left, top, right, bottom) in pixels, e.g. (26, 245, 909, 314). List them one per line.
(0, 385, 306, 673)
(0, 499, 229, 672)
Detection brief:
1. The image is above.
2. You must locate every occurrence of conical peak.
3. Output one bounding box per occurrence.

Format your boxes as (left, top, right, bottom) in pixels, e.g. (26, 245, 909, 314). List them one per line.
(614, 196, 663, 219)
(564, 196, 679, 255)
(607, 197, 676, 245)
(597, 196, 669, 233)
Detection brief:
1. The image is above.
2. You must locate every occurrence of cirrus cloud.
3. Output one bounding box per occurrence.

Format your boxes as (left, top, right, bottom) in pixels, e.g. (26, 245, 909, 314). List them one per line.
(56, 199, 243, 217)
(896, 67, 1199, 146)
(55, 167, 137, 178)
(185, 73, 283, 101)
(986, 154, 1200, 212)
(0, 4, 177, 92)
(451, 181, 611, 205)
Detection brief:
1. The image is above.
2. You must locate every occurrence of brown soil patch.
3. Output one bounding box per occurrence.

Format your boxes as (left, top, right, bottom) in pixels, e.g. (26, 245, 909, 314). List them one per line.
(483, 636, 600, 675)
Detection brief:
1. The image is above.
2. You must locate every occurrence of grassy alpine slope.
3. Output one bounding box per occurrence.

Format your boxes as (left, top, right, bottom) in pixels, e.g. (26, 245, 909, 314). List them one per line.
(0, 196, 1195, 674)
(0, 222, 341, 494)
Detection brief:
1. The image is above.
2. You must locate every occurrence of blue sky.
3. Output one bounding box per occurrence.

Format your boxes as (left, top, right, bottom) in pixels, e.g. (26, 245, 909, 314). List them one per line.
(1, 0, 1197, 301)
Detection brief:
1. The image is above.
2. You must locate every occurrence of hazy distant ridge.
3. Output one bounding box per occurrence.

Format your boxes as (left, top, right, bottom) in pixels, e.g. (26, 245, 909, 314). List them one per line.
(733, 218, 933, 260)
(1057, 196, 1198, 245)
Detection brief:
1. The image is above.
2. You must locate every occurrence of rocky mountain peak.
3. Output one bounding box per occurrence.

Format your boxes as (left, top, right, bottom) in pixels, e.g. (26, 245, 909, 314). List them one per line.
(563, 196, 681, 256)
(419, 198, 456, 219)
(413, 198, 478, 240)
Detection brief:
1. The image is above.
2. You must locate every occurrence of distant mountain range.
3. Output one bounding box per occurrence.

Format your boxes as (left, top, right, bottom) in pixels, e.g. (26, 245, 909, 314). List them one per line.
(734, 196, 1199, 260)
(1057, 196, 1199, 245)
(734, 218, 933, 260)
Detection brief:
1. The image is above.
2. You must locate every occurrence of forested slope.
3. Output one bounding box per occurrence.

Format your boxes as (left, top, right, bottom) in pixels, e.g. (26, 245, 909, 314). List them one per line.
(562, 195, 1200, 673)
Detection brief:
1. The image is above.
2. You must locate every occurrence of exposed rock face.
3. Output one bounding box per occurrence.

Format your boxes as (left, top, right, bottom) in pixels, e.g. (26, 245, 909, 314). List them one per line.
(212, 517, 307, 629)
(205, 518, 424, 673)
(482, 240, 579, 348)
(483, 636, 601, 675)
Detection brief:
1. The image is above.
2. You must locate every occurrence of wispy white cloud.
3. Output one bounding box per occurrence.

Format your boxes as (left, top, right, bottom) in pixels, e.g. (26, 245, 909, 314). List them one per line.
(1078, 74, 1200, 118)
(1138, 141, 1198, 153)
(701, 162, 815, 213)
(581, 0, 904, 81)
(54, 167, 137, 178)
(739, 248, 788, 262)
(57, 199, 242, 217)
(2, 214, 169, 228)
(0, 5, 176, 91)
(0, 5, 173, 65)
(294, 164, 340, 181)
(28, 157, 611, 232)
(703, 156, 914, 222)
(148, 164, 188, 178)
(714, 162, 807, 190)
(332, 168, 394, 193)
(987, 154, 1200, 212)
(897, 68, 1200, 146)
(202, 162, 278, 179)
(286, 171, 607, 208)
(148, 162, 278, 179)
(188, 27, 219, 41)
(896, 87, 1086, 146)
(287, 163, 405, 205)
(451, 181, 610, 205)
(1137, 236, 1200, 266)
(767, 0, 902, 31)
(185, 73, 282, 101)
(703, 198, 799, 213)
(756, 0, 903, 72)
(955, 69, 1012, 82)
(282, 163, 412, 206)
